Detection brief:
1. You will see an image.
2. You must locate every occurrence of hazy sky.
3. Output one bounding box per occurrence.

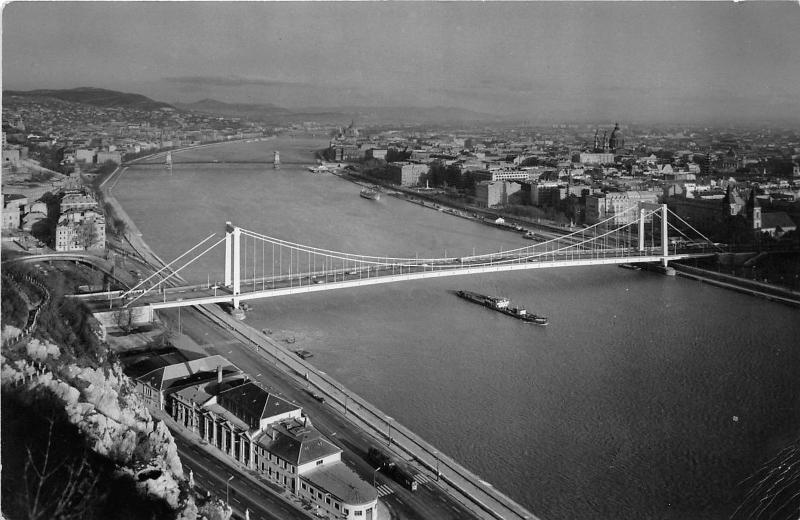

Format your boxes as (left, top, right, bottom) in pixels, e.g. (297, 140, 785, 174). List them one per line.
(3, 1, 800, 123)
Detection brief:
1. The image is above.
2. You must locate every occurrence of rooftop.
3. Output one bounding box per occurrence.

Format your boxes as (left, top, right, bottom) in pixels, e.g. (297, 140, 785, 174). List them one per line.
(302, 461, 377, 506)
(130, 354, 242, 392)
(260, 420, 341, 466)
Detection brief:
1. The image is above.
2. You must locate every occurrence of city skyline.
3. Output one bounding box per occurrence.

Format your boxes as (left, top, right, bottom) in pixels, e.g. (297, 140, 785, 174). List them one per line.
(3, 1, 800, 124)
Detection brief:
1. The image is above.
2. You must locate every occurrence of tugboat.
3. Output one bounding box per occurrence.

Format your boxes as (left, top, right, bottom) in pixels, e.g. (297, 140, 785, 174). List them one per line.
(360, 187, 381, 201)
(456, 290, 548, 325)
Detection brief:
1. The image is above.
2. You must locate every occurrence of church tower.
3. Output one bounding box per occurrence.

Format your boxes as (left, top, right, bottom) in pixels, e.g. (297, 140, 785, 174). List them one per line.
(747, 188, 762, 230)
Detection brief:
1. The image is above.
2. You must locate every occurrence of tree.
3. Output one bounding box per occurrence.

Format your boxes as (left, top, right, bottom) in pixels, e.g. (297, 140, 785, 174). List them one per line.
(21, 417, 103, 520)
(77, 219, 99, 250)
(112, 308, 135, 334)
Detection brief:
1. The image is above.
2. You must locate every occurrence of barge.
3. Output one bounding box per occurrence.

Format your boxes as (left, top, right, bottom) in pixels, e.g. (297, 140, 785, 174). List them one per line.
(456, 290, 548, 325)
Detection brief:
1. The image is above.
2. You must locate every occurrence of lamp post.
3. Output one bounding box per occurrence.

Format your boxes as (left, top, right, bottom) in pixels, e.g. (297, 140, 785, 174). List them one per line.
(226, 475, 234, 507)
(373, 466, 381, 488)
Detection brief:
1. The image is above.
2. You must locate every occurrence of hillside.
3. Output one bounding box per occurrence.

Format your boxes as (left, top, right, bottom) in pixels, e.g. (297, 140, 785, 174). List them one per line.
(175, 98, 501, 125)
(174, 98, 291, 119)
(4, 87, 174, 111)
(294, 105, 503, 125)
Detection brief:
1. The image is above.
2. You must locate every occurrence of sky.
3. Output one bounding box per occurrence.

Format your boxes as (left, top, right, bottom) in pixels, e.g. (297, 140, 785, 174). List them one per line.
(3, 1, 800, 124)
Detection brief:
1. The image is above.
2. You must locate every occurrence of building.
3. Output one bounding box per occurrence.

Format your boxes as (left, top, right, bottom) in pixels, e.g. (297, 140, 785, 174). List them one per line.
(387, 162, 429, 186)
(2, 145, 21, 165)
(579, 152, 615, 165)
(125, 354, 240, 409)
(2, 194, 28, 230)
(472, 169, 533, 182)
(130, 354, 380, 520)
(54, 207, 106, 251)
(474, 180, 522, 208)
(75, 148, 97, 164)
(666, 186, 762, 238)
(585, 191, 659, 225)
(96, 150, 122, 164)
(367, 148, 388, 160)
(760, 212, 796, 238)
(60, 190, 99, 212)
(529, 182, 565, 207)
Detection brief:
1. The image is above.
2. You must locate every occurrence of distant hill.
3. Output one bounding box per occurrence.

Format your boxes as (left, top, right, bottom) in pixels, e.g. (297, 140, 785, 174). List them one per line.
(174, 99, 292, 119)
(174, 98, 500, 125)
(4, 87, 174, 111)
(292, 105, 503, 125)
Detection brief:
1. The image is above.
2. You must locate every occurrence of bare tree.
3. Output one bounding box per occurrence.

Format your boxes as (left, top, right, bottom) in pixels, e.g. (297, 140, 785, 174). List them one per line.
(21, 417, 104, 520)
(112, 307, 134, 334)
(77, 219, 98, 250)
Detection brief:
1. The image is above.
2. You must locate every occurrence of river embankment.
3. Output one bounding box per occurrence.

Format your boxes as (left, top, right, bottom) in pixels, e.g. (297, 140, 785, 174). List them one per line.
(673, 263, 800, 308)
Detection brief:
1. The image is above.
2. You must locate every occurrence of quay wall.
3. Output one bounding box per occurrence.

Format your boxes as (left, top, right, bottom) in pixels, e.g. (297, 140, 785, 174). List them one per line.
(673, 263, 800, 308)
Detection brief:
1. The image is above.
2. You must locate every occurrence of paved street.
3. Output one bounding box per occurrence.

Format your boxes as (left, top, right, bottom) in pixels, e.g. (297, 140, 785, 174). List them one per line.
(174, 434, 308, 520)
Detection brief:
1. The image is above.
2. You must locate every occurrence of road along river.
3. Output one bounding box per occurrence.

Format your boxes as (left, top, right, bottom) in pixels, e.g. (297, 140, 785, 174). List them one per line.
(115, 137, 800, 520)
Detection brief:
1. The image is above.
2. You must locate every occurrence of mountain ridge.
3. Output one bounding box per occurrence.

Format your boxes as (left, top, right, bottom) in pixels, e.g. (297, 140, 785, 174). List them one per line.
(4, 87, 175, 111)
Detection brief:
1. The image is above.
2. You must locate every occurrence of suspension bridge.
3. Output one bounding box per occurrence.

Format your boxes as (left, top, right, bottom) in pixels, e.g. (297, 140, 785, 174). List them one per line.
(109, 202, 721, 312)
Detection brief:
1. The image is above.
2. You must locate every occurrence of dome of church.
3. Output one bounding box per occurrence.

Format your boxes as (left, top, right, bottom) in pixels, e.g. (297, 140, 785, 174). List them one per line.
(609, 122, 623, 151)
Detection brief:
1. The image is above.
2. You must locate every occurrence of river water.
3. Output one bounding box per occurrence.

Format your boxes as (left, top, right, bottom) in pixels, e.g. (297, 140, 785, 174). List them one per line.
(116, 137, 800, 520)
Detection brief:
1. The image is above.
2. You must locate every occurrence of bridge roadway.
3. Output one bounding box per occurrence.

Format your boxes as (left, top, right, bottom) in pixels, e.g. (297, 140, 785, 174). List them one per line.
(128, 249, 715, 310)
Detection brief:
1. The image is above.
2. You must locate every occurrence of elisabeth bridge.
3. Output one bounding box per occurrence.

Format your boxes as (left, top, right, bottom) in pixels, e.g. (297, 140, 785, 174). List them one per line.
(112, 202, 721, 311)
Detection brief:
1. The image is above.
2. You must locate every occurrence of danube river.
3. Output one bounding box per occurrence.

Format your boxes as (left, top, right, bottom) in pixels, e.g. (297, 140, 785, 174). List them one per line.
(116, 137, 800, 520)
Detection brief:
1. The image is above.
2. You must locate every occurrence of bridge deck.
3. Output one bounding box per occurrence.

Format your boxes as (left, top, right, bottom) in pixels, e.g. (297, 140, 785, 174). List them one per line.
(137, 253, 711, 309)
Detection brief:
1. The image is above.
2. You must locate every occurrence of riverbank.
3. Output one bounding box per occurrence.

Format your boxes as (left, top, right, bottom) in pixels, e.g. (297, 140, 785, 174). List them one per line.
(105, 140, 538, 520)
(673, 263, 800, 308)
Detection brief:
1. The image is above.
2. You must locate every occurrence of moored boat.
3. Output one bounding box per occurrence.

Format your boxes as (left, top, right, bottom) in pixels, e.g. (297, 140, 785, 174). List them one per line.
(360, 188, 381, 201)
(456, 290, 548, 325)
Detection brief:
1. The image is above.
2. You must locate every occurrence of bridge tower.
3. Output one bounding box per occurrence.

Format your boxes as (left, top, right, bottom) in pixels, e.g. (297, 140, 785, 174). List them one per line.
(224, 222, 241, 308)
(165, 151, 173, 175)
(638, 203, 669, 266)
(273, 151, 280, 169)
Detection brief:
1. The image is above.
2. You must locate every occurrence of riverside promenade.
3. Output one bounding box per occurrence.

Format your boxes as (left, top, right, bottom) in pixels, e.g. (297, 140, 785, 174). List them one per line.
(102, 145, 539, 520)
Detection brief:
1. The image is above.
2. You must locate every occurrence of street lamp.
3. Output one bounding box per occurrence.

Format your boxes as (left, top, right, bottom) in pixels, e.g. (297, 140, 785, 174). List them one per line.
(226, 475, 234, 506)
(373, 466, 382, 488)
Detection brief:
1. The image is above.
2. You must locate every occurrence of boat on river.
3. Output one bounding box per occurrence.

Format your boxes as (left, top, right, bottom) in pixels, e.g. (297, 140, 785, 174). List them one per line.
(456, 290, 548, 325)
(360, 187, 381, 201)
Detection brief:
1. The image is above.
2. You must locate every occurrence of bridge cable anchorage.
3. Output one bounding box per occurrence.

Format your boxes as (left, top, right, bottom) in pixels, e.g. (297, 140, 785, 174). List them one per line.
(123, 235, 228, 308)
(121, 233, 218, 298)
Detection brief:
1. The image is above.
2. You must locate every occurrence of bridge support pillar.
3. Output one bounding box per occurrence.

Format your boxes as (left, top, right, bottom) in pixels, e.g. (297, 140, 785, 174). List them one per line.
(224, 222, 242, 308)
(224, 223, 232, 287)
(232, 227, 241, 308)
(638, 209, 646, 252)
(661, 204, 669, 266)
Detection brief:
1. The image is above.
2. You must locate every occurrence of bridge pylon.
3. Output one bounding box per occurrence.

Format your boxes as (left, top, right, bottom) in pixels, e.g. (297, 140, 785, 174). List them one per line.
(224, 222, 242, 308)
(638, 203, 670, 266)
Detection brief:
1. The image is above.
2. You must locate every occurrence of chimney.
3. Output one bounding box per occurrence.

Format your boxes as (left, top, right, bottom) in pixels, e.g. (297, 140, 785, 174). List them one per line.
(217, 365, 222, 383)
